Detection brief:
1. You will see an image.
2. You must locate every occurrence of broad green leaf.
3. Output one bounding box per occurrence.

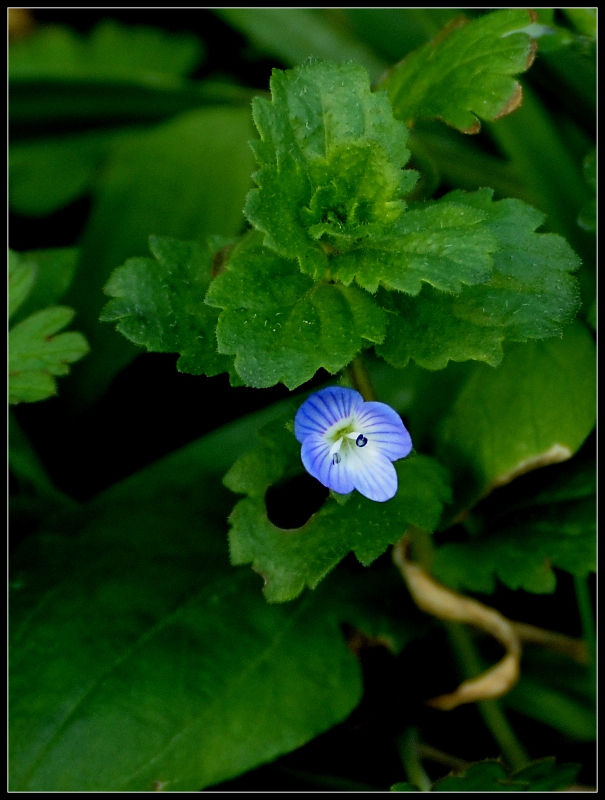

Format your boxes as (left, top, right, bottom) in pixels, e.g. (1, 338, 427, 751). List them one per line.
(9, 19, 203, 80)
(101, 236, 232, 379)
(206, 232, 386, 389)
(334, 198, 498, 295)
(216, 9, 385, 82)
(10, 404, 422, 791)
(9, 247, 79, 324)
(345, 9, 462, 64)
(434, 320, 595, 510)
(504, 649, 595, 742)
(9, 249, 36, 319)
(431, 759, 579, 792)
(9, 307, 89, 404)
(245, 60, 418, 279)
(379, 9, 537, 133)
(432, 496, 595, 594)
(10, 130, 123, 216)
(64, 106, 255, 406)
(224, 419, 450, 602)
(561, 8, 596, 39)
(376, 189, 581, 371)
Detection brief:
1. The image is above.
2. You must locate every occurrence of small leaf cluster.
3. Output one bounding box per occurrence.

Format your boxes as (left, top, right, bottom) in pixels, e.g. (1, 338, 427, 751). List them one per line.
(9, 248, 89, 404)
(102, 19, 580, 391)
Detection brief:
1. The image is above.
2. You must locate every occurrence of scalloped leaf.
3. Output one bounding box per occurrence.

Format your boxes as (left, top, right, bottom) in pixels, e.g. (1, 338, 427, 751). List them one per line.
(245, 59, 418, 278)
(101, 236, 236, 380)
(205, 232, 386, 389)
(379, 9, 537, 133)
(224, 419, 451, 602)
(376, 189, 581, 370)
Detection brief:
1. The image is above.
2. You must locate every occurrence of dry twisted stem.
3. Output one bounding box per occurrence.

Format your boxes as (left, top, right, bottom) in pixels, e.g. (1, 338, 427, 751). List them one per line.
(392, 532, 587, 710)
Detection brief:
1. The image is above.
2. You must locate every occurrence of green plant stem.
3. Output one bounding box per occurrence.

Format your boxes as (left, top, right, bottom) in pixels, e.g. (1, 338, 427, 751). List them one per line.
(446, 622, 529, 772)
(398, 727, 432, 792)
(574, 575, 596, 665)
(348, 355, 376, 401)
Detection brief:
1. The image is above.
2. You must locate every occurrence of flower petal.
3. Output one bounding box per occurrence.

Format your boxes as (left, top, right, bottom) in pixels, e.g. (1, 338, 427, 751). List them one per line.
(344, 445, 399, 502)
(301, 432, 355, 494)
(294, 386, 364, 442)
(354, 401, 413, 462)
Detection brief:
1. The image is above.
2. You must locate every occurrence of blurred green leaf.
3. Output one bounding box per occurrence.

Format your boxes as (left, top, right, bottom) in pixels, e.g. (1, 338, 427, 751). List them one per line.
(225, 419, 450, 602)
(101, 236, 233, 379)
(64, 106, 255, 406)
(379, 9, 536, 133)
(434, 320, 595, 511)
(10, 402, 429, 790)
(431, 758, 579, 792)
(561, 9, 596, 39)
(9, 307, 89, 404)
(344, 9, 461, 64)
(216, 9, 385, 81)
(10, 130, 121, 216)
(504, 649, 595, 741)
(578, 149, 596, 233)
(206, 232, 386, 389)
(433, 496, 595, 594)
(10, 247, 79, 323)
(9, 248, 36, 319)
(10, 19, 203, 79)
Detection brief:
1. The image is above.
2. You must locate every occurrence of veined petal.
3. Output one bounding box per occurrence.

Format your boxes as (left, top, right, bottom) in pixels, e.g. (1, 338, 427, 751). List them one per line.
(354, 401, 412, 462)
(294, 386, 364, 442)
(344, 445, 399, 502)
(301, 432, 355, 494)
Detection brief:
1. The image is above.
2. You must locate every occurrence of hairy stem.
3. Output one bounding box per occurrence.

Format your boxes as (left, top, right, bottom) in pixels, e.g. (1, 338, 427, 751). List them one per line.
(347, 355, 376, 401)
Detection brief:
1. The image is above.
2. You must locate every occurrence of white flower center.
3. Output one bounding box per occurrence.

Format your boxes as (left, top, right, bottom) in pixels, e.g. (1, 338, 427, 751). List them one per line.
(327, 422, 368, 465)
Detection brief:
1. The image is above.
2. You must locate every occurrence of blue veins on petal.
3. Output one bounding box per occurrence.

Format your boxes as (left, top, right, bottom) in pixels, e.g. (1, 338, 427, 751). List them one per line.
(294, 386, 413, 502)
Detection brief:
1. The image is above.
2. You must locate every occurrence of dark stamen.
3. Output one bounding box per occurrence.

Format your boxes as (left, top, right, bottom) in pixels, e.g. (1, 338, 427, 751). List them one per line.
(356, 434, 368, 447)
(333, 453, 341, 465)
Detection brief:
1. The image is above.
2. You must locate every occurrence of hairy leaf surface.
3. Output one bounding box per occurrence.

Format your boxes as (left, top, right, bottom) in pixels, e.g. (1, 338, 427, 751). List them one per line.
(101, 236, 233, 379)
(206, 232, 386, 389)
(225, 420, 450, 602)
(380, 9, 537, 132)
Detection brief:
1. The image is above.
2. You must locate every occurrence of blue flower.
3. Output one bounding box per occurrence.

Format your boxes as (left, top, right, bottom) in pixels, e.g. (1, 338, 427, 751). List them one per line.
(294, 386, 413, 502)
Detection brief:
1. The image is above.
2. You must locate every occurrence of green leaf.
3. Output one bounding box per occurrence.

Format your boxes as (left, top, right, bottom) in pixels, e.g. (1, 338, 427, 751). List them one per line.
(245, 59, 418, 279)
(432, 496, 595, 594)
(379, 9, 537, 133)
(224, 419, 451, 602)
(205, 232, 386, 389)
(578, 149, 596, 233)
(434, 320, 595, 511)
(9, 247, 80, 324)
(9, 249, 36, 319)
(511, 759, 582, 792)
(10, 19, 203, 80)
(432, 758, 579, 792)
(376, 189, 581, 371)
(101, 236, 233, 379)
(504, 649, 595, 741)
(64, 106, 256, 406)
(10, 130, 122, 216)
(9, 307, 89, 404)
(11, 402, 426, 790)
(216, 9, 385, 82)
